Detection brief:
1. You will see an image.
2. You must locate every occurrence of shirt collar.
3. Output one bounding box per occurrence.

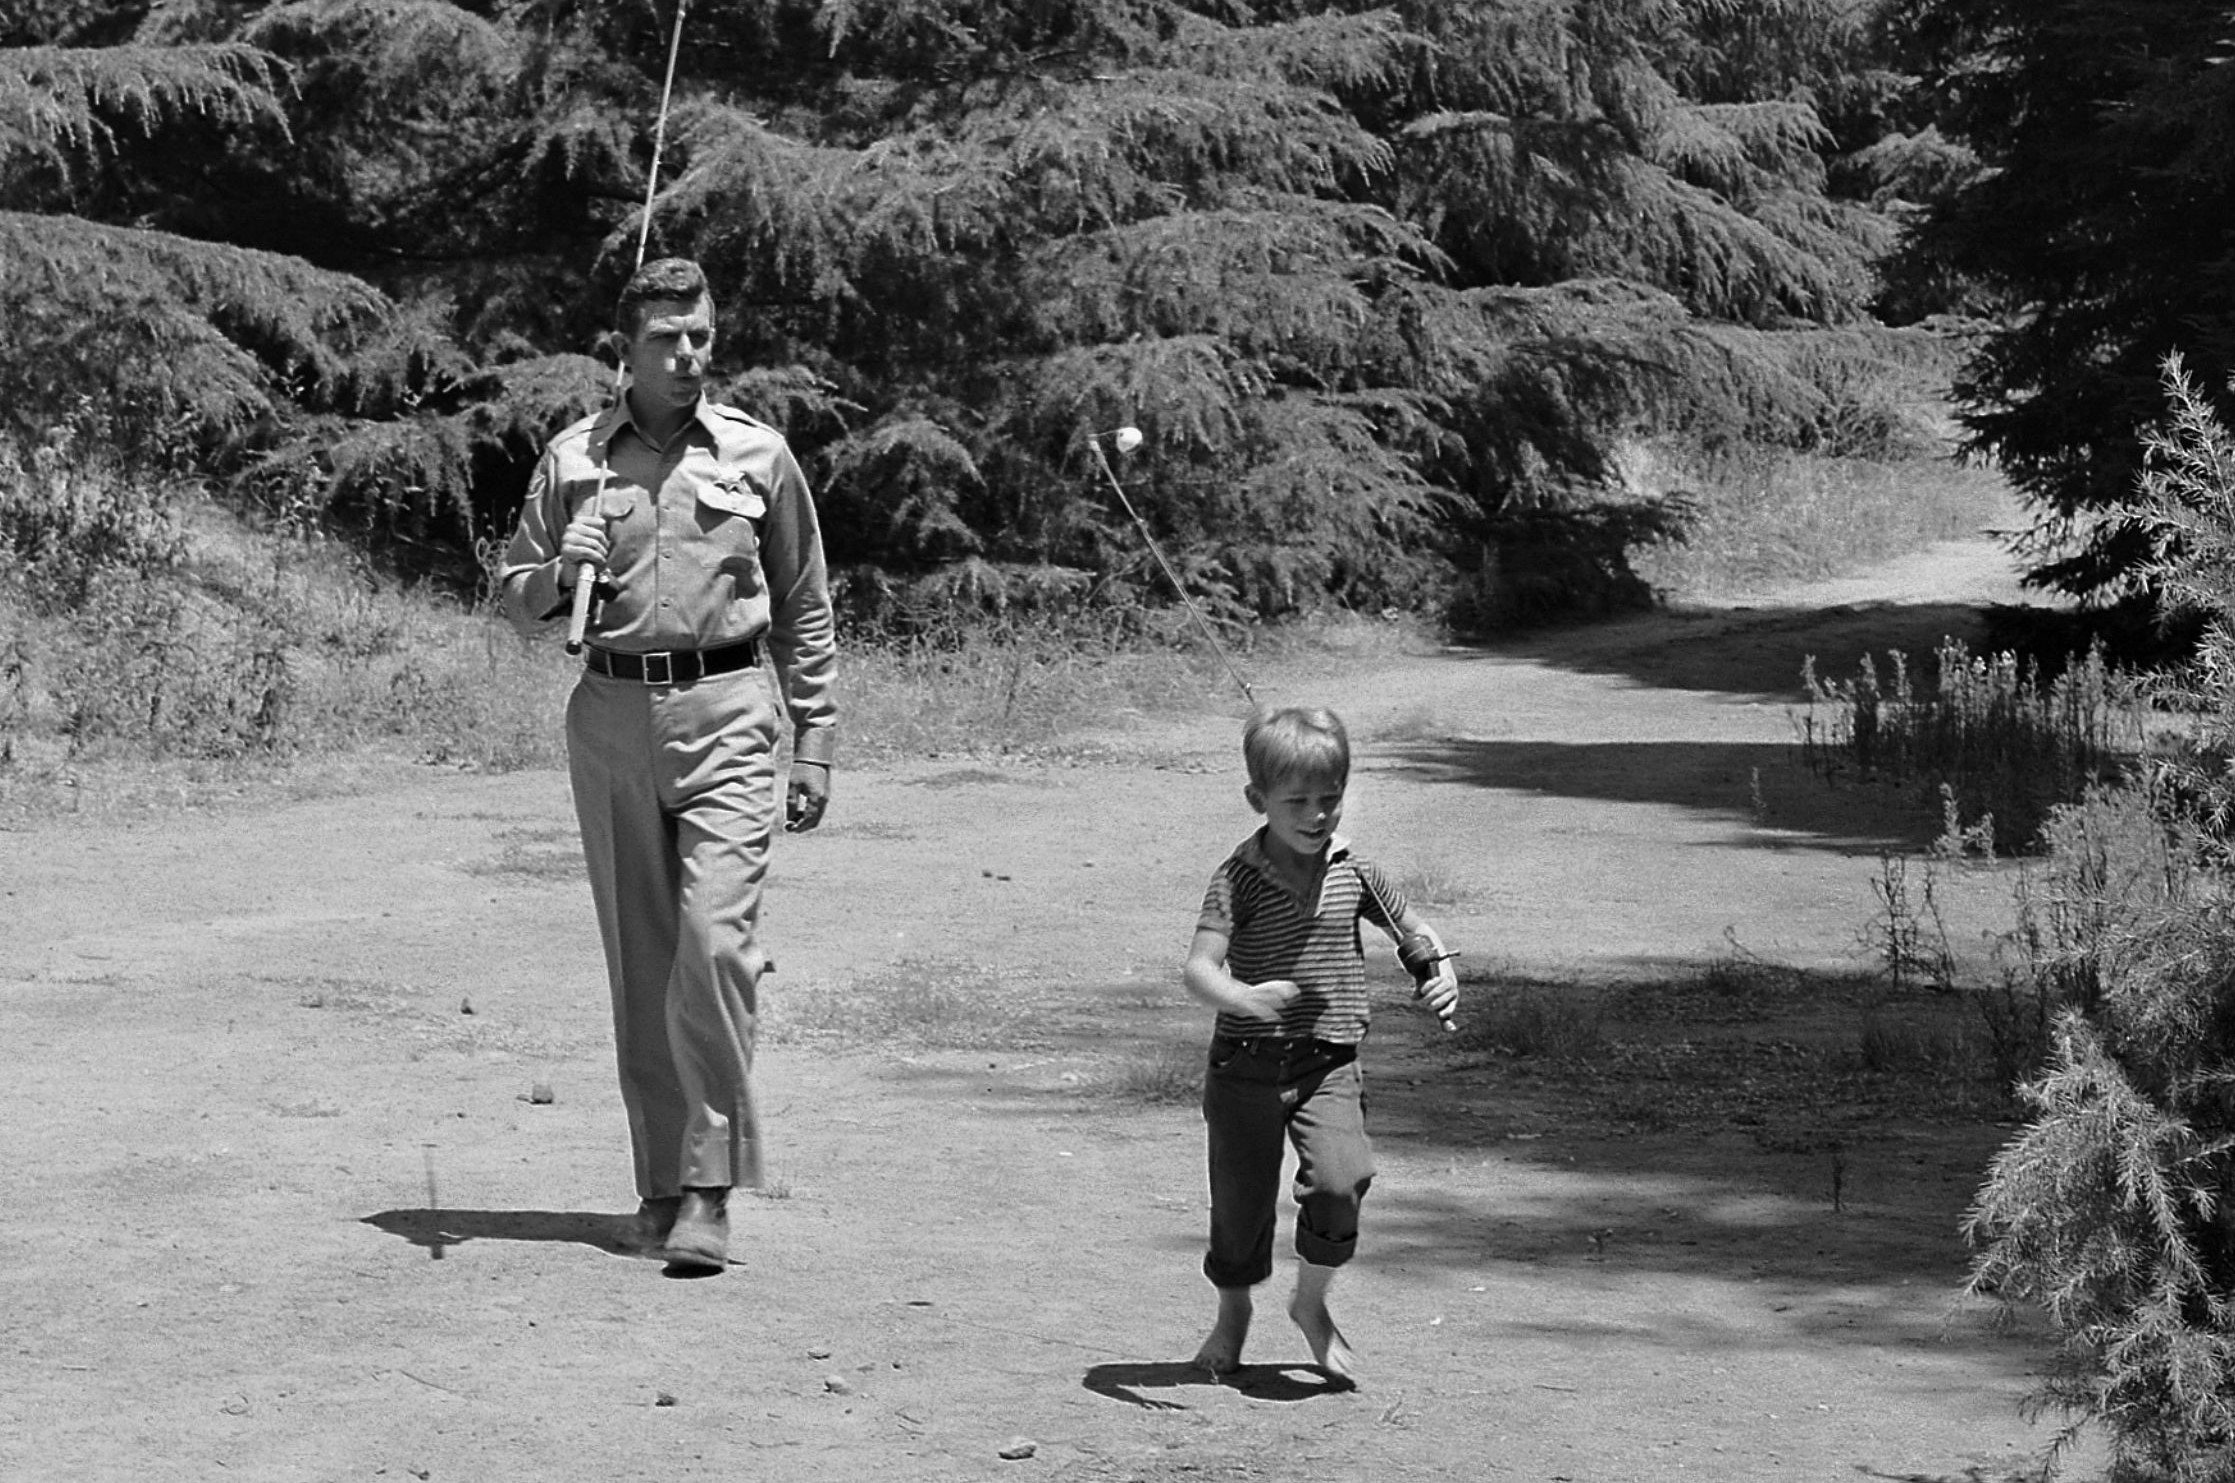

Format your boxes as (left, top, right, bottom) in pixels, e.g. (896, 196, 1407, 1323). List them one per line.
(587, 392, 715, 457)
(1233, 827, 1352, 874)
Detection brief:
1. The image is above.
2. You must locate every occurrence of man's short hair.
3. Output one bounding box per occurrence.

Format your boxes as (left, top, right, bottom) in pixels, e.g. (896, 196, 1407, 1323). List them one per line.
(616, 257, 712, 336)
(1243, 706, 1350, 791)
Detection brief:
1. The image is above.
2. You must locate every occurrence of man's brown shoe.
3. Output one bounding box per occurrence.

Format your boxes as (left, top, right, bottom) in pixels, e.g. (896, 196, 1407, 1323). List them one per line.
(629, 1196, 682, 1255)
(663, 1187, 729, 1272)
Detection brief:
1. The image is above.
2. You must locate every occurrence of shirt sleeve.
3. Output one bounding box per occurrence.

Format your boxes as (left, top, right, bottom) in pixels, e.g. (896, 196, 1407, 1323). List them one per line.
(1353, 857, 1408, 935)
(1197, 863, 1238, 938)
(756, 440, 839, 764)
(498, 446, 570, 635)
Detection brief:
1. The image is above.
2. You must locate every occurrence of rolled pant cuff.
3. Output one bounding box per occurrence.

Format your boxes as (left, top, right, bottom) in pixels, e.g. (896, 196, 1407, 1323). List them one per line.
(1295, 1229, 1356, 1269)
(1203, 1254, 1272, 1290)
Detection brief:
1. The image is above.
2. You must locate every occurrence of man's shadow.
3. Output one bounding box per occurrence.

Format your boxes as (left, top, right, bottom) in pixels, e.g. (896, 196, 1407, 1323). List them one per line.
(1082, 1360, 1350, 1410)
(363, 1208, 634, 1262)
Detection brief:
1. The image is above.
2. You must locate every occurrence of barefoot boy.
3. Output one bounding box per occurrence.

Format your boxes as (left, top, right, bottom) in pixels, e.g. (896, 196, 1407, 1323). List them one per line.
(1182, 706, 1459, 1384)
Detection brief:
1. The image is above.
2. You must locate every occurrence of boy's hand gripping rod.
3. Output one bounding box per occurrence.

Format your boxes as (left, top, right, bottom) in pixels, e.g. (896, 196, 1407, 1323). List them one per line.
(564, 0, 692, 655)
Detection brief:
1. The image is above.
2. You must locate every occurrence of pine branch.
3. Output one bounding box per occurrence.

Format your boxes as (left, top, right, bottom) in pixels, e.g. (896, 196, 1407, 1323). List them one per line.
(0, 209, 388, 448)
(1029, 201, 1439, 361)
(0, 41, 285, 177)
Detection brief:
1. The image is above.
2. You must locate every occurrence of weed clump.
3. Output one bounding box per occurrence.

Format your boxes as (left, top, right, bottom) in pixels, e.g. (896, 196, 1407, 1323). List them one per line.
(1800, 636, 2143, 854)
(1458, 982, 1606, 1061)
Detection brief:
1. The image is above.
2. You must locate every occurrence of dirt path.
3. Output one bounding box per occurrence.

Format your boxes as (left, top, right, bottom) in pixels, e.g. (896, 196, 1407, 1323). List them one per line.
(2, 525, 2110, 1482)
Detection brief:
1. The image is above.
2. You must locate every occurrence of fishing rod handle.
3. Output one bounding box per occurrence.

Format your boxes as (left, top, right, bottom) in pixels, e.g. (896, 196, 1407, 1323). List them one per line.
(563, 562, 598, 655)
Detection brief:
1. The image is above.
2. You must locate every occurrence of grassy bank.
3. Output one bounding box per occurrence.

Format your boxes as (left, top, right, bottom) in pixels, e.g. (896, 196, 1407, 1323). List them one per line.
(0, 479, 1274, 820)
(1629, 440, 2018, 601)
(2, 439, 2023, 823)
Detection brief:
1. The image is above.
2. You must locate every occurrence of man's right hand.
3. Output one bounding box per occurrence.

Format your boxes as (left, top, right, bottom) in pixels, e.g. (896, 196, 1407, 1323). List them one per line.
(558, 506, 610, 588)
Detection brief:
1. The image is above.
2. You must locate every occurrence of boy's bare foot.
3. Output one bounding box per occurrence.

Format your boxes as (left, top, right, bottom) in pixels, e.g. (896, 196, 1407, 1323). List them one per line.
(1290, 1261, 1357, 1384)
(1193, 1287, 1253, 1375)
(1288, 1294, 1357, 1382)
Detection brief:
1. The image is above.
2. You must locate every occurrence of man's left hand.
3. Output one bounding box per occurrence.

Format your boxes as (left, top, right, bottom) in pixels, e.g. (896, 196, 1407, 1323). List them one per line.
(785, 762, 830, 833)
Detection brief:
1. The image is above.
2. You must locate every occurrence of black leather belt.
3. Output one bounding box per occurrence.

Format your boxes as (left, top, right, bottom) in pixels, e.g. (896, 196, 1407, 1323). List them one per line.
(584, 638, 760, 685)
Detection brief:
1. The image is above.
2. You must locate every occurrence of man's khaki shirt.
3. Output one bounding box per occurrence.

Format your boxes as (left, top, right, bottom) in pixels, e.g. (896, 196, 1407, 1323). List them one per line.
(500, 396, 837, 764)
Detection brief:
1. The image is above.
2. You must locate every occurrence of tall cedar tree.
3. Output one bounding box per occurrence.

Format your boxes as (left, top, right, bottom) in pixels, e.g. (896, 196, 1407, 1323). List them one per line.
(1880, 0, 2235, 602)
(5, 0, 1929, 617)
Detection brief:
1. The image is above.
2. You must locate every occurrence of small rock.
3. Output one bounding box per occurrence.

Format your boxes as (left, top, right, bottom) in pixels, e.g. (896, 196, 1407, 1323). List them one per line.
(528, 1082, 555, 1105)
(997, 1437, 1038, 1460)
(654, 1391, 676, 1407)
(807, 1346, 832, 1360)
(459, 997, 474, 1015)
(299, 993, 324, 1009)
(823, 1375, 853, 1395)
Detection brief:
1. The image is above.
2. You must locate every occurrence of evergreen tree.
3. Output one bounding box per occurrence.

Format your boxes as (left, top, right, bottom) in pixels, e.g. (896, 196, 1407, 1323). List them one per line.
(3, 0, 1931, 619)
(1963, 360, 2235, 1480)
(1879, 0, 2235, 601)
(0, 18, 386, 462)
(646, 0, 1929, 618)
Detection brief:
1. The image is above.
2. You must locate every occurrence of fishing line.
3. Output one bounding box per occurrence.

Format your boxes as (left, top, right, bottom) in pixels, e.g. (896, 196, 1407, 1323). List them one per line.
(1086, 430, 1258, 708)
(566, 0, 693, 654)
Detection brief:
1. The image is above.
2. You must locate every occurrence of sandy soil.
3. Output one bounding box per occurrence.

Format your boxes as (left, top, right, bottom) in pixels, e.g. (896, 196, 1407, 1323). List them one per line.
(2, 524, 2115, 1482)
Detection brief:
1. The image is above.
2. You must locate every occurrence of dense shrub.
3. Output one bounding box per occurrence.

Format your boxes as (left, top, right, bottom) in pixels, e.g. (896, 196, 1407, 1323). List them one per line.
(1967, 361, 2235, 1477)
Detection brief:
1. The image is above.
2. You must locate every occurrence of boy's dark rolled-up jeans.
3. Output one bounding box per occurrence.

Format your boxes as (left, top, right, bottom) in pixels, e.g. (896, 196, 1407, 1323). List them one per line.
(1201, 1034, 1375, 1289)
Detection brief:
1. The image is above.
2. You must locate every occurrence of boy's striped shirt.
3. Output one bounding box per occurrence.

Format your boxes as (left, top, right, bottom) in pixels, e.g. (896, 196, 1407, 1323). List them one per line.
(1196, 830, 1407, 1045)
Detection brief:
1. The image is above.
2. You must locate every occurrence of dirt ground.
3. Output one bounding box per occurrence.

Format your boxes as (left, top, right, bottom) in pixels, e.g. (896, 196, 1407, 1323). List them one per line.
(2, 525, 2119, 1482)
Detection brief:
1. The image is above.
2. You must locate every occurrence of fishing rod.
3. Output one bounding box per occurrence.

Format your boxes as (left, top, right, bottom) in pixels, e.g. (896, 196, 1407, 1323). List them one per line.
(566, 0, 692, 655)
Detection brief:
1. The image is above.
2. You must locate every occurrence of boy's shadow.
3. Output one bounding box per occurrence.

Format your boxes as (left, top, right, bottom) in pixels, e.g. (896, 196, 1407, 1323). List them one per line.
(362, 1208, 633, 1261)
(1082, 1360, 1350, 1410)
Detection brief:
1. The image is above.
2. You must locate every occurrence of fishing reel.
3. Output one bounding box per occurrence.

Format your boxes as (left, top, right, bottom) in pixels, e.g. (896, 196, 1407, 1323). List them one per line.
(1396, 932, 1458, 989)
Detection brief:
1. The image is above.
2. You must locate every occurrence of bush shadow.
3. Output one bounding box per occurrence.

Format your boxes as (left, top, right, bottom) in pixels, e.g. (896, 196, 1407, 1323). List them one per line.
(1383, 735, 1943, 853)
(1467, 599, 2026, 700)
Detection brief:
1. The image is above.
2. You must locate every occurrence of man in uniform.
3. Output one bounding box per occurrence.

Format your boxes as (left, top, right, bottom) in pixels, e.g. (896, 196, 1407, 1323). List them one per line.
(500, 257, 837, 1273)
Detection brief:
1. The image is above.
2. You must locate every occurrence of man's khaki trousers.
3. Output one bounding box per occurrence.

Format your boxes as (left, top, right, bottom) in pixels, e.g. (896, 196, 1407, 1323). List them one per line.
(567, 664, 778, 1197)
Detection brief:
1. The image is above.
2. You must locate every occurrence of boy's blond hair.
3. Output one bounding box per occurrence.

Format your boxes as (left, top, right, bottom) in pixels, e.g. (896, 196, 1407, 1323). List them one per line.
(1242, 706, 1350, 791)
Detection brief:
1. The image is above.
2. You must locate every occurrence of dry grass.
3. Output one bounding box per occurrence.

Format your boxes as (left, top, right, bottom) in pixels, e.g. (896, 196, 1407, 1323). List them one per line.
(765, 957, 1036, 1049)
(1098, 1041, 1207, 1104)
(1392, 861, 1474, 910)
(841, 621, 1224, 764)
(1445, 961, 2008, 1142)
(1628, 441, 2016, 602)
(1456, 979, 1609, 1060)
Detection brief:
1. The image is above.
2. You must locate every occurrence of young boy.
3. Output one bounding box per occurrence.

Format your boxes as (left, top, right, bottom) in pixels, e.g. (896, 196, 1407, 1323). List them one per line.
(1182, 706, 1459, 1383)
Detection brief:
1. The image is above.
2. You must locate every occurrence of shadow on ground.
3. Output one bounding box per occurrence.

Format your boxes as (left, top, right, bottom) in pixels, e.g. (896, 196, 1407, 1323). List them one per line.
(363, 1207, 634, 1259)
(1470, 600, 2027, 700)
(875, 964, 2024, 1362)
(1081, 1360, 1343, 1409)
(1383, 735, 1942, 852)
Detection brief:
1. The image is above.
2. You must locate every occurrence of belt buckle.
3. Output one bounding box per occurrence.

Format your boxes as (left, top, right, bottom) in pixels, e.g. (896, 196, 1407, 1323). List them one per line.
(641, 650, 673, 686)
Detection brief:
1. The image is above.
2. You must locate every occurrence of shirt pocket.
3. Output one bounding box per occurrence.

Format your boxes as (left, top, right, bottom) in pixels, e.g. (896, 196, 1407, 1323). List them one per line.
(696, 471, 766, 522)
(691, 467, 768, 585)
